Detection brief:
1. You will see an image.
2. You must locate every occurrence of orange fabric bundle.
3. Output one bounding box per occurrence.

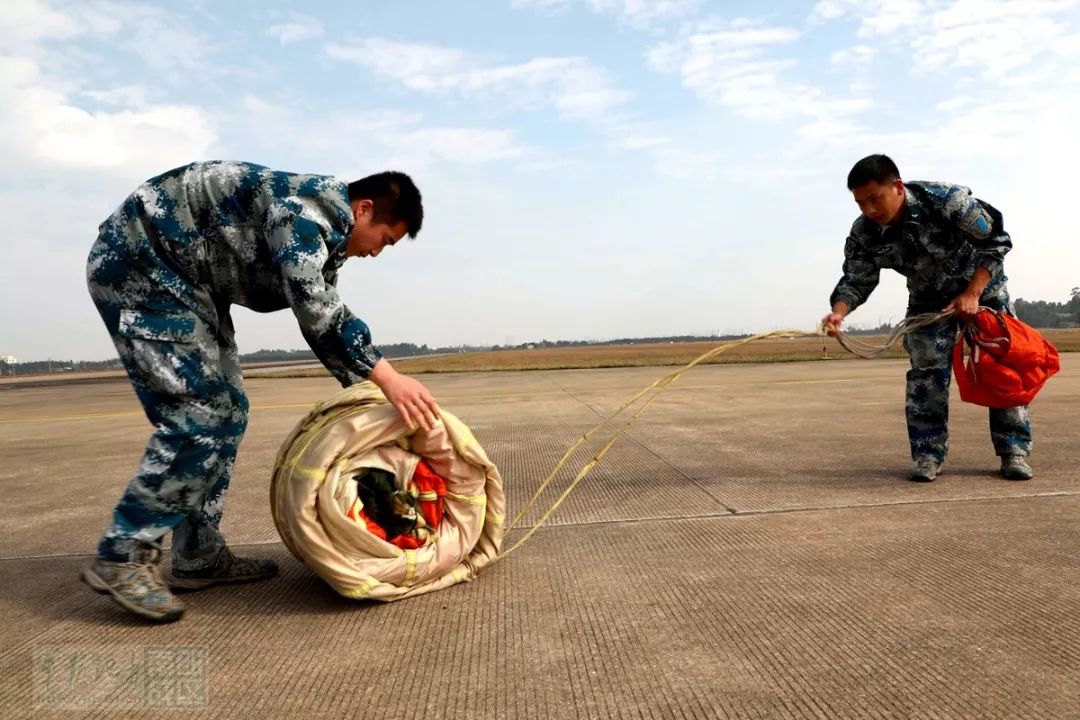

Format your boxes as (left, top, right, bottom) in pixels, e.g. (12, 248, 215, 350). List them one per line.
(345, 504, 388, 540)
(952, 309, 1061, 408)
(412, 459, 447, 531)
(388, 460, 447, 550)
(344, 459, 448, 550)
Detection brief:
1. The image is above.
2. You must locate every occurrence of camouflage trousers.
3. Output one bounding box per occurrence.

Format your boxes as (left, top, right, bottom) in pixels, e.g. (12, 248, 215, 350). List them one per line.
(86, 201, 246, 571)
(903, 282, 1032, 464)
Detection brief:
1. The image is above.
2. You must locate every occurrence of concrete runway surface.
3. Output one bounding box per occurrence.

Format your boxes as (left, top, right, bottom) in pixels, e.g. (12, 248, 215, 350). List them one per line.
(1, 357, 1077, 719)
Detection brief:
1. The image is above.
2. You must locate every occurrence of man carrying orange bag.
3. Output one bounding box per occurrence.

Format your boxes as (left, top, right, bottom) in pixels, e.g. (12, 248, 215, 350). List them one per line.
(822, 154, 1038, 483)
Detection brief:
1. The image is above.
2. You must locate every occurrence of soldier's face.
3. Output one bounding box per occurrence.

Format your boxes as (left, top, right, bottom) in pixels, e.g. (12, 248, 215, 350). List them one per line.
(347, 200, 409, 258)
(852, 180, 905, 225)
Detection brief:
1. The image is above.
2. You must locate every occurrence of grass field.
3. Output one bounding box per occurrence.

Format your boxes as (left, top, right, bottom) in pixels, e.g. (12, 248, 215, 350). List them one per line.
(258, 327, 1080, 377)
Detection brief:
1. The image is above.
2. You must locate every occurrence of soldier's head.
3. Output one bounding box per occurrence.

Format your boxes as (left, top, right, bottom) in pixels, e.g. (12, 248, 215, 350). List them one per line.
(346, 171, 424, 258)
(847, 154, 905, 226)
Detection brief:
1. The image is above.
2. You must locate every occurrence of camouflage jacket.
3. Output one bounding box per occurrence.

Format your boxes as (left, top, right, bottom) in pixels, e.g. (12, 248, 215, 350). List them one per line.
(829, 181, 1012, 314)
(126, 160, 379, 385)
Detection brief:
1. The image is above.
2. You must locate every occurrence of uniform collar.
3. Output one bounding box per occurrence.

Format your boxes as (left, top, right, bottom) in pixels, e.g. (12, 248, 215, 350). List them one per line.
(901, 185, 923, 224)
(330, 180, 355, 235)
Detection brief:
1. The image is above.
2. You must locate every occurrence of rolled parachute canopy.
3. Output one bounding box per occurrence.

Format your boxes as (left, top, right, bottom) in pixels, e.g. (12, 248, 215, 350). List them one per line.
(270, 382, 505, 601)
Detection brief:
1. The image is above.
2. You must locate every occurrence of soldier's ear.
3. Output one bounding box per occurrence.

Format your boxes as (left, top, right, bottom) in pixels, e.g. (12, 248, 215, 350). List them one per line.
(352, 198, 374, 221)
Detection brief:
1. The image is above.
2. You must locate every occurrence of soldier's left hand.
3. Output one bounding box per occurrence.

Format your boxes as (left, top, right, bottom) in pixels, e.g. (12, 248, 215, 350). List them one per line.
(944, 290, 980, 318)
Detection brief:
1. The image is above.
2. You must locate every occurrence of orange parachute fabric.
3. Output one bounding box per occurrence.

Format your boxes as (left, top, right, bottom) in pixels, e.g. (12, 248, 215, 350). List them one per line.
(342, 460, 449, 551)
(952, 309, 1061, 408)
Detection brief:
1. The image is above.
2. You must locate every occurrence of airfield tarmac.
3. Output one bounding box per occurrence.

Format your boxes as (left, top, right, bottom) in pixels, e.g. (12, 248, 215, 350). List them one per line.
(0, 356, 1077, 719)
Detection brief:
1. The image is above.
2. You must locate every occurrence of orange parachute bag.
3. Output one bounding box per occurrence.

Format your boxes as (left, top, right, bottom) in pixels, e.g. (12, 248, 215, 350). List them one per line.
(952, 309, 1061, 408)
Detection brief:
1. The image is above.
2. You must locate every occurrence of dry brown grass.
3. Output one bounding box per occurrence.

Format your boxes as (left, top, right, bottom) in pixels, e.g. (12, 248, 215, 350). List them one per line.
(10, 329, 1074, 385)
(261, 328, 1080, 377)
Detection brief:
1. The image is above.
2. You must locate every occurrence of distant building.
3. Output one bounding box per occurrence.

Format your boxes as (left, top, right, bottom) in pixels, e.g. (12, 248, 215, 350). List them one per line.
(1055, 313, 1079, 329)
(0, 354, 16, 365)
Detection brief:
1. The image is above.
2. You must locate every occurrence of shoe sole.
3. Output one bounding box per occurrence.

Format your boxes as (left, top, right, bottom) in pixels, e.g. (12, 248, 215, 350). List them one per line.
(1002, 472, 1033, 481)
(81, 567, 184, 623)
(908, 469, 941, 483)
(169, 570, 278, 591)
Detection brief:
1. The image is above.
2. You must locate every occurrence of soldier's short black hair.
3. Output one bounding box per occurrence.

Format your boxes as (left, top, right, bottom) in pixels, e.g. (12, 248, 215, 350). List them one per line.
(847, 154, 901, 190)
(348, 171, 423, 238)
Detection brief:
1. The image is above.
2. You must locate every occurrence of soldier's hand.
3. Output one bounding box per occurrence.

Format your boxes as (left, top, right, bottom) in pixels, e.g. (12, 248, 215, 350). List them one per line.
(821, 312, 845, 337)
(369, 360, 441, 431)
(944, 290, 980, 318)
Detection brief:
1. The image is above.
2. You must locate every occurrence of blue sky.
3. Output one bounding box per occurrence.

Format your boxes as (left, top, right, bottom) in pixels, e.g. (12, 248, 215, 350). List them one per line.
(2, 0, 1078, 361)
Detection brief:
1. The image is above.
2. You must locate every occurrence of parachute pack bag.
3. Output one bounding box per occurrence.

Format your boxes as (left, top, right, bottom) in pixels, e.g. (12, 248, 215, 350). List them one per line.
(952, 309, 1061, 408)
(270, 382, 505, 601)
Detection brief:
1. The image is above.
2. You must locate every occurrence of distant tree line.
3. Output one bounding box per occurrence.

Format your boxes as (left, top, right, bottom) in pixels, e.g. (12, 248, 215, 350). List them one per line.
(842, 288, 1080, 334)
(1013, 287, 1080, 329)
(5, 289, 1076, 375)
(237, 342, 443, 363)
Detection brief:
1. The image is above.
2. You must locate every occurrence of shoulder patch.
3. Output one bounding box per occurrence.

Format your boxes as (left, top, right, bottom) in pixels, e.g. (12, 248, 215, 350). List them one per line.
(844, 237, 859, 259)
(964, 207, 993, 239)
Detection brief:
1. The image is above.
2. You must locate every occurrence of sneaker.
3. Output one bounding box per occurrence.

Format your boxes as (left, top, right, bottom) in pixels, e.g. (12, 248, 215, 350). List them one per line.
(81, 543, 185, 623)
(908, 458, 942, 482)
(169, 546, 278, 591)
(1000, 455, 1033, 481)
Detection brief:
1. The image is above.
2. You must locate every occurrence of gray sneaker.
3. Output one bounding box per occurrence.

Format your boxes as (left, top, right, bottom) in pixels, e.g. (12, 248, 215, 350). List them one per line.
(1001, 455, 1033, 481)
(909, 458, 942, 482)
(169, 546, 278, 591)
(82, 543, 185, 623)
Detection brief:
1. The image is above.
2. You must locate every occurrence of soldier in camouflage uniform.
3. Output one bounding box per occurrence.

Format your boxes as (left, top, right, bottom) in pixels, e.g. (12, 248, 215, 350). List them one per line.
(822, 155, 1033, 483)
(82, 161, 439, 621)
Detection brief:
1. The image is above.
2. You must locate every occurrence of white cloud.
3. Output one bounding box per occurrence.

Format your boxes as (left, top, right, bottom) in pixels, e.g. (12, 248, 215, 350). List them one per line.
(1, 0, 214, 82)
(829, 44, 878, 65)
(0, 48, 215, 178)
(812, 0, 1079, 78)
(804, 0, 1080, 176)
(328, 38, 669, 154)
(324, 36, 662, 153)
(326, 38, 630, 122)
(651, 147, 727, 180)
(606, 121, 670, 150)
(82, 85, 151, 107)
(935, 94, 974, 112)
(513, 0, 700, 28)
(647, 18, 872, 120)
(401, 128, 527, 165)
(912, 1, 1078, 78)
(236, 94, 531, 172)
(0, 0, 80, 48)
(266, 14, 325, 44)
(809, 0, 929, 36)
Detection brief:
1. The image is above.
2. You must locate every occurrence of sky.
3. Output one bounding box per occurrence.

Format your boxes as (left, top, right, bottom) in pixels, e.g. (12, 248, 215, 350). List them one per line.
(1, 0, 1078, 362)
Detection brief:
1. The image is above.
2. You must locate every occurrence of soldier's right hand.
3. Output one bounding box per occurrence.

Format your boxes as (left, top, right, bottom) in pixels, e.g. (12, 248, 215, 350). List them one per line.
(369, 359, 441, 432)
(821, 312, 845, 337)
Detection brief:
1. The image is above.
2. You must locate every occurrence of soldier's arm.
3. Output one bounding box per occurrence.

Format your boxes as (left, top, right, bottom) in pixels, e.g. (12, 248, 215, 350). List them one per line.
(828, 232, 880, 315)
(264, 197, 381, 387)
(939, 184, 1012, 277)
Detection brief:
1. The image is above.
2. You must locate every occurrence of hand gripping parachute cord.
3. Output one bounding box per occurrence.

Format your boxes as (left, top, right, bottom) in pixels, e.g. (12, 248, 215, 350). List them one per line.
(832, 310, 956, 359)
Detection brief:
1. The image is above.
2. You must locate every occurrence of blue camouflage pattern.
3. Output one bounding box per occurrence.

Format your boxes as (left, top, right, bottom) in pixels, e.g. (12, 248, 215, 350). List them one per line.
(830, 181, 1012, 314)
(87, 161, 381, 566)
(829, 181, 1030, 464)
(903, 284, 1031, 463)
